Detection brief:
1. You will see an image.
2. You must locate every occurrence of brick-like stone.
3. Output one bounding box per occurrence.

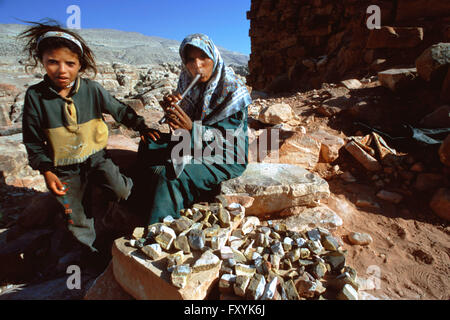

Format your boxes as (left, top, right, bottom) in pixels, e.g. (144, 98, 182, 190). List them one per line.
(112, 238, 221, 299)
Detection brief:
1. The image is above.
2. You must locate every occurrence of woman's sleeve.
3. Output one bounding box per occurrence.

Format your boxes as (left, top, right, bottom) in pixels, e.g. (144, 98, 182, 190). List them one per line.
(191, 107, 249, 166)
(95, 82, 149, 132)
(22, 91, 54, 173)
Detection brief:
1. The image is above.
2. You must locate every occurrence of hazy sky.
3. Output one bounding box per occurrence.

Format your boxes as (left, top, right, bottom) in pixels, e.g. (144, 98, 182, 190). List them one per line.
(0, 0, 252, 54)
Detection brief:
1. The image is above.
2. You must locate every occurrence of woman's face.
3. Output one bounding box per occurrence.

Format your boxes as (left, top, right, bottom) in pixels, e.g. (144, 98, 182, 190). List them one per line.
(42, 47, 81, 90)
(184, 46, 214, 83)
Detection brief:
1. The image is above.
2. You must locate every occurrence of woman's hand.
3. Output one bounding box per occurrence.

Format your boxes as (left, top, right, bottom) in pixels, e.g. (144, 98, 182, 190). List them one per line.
(43, 171, 66, 196)
(161, 93, 193, 131)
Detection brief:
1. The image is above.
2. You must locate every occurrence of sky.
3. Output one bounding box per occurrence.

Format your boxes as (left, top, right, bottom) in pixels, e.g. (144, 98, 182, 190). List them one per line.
(0, 0, 252, 54)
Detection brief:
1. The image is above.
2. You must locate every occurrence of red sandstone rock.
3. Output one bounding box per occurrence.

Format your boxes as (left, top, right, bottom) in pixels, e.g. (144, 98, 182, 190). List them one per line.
(366, 27, 423, 49)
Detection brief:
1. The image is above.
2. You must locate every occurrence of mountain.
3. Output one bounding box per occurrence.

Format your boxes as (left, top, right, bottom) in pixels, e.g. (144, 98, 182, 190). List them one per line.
(0, 24, 249, 66)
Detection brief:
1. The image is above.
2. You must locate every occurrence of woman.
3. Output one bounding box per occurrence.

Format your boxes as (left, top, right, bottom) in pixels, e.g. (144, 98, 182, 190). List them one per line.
(133, 33, 252, 224)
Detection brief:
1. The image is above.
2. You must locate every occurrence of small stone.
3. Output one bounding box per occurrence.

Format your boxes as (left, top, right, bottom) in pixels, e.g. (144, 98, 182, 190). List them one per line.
(234, 275, 251, 297)
(163, 215, 175, 224)
(271, 242, 285, 257)
(211, 228, 230, 250)
(188, 229, 205, 251)
(356, 198, 380, 209)
(129, 239, 136, 247)
(230, 239, 246, 250)
(324, 251, 346, 272)
(337, 284, 359, 300)
(192, 210, 203, 222)
(247, 274, 267, 300)
(192, 250, 221, 272)
(283, 237, 293, 251)
(226, 258, 236, 268)
(270, 254, 281, 270)
(261, 277, 278, 300)
(311, 262, 327, 279)
(287, 248, 301, 262)
(271, 231, 281, 240)
(327, 272, 359, 291)
(300, 248, 310, 259)
(174, 235, 191, 254)
(283, 280, 300, 300)
(307, 229, 321, 241)
(296, 238, 306, 247)
(376, 190, 403, 204)
(171, 264, 191, 289)
(166, 251, 186, 269)
(232, 248, 248, 263)
(135, 238, 146, 249)
(204, 224, 220, 238)
(155, 226, 176, 251)
(255, 233, 265, 246)
(220, 246, 234, 260)
(219, 274, 237, 294)
(348, 232, 373, 246)
(132, 227, 145, 240)
(298, 259, 314, 267)
(307, 240, 324, 255)
(322, 235, 340, 251)
(235, 263, 256, 277)
(241, 216, 261, 235)
(171, 217, 194, 234)
(218, 207, 231, 228)
(341, 171, 357, 182)
(141, 243, 162, 260)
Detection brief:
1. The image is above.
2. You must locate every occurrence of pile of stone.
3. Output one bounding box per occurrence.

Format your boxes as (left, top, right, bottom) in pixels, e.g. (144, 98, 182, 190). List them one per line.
(126, 201, 359, 300)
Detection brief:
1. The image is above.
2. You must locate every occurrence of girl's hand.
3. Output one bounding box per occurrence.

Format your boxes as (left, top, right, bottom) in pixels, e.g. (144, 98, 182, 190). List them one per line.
(43, 171, 66, 196)
(140, 128, 161, 142)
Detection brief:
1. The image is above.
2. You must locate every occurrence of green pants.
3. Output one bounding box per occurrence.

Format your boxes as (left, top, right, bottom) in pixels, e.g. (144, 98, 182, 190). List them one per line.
(54, 150, 133, 251)
(133, 133, 245, 225)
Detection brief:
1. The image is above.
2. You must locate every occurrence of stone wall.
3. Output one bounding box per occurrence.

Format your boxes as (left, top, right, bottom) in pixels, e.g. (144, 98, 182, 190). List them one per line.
(247, 0, 450, 92)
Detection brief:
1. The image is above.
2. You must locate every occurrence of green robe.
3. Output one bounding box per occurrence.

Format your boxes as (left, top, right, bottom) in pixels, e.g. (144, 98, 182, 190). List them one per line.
(133, 108, 248, 224)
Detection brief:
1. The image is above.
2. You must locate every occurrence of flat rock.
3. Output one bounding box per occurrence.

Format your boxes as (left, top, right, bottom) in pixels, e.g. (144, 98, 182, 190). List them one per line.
(111, 237, 221, 300)
(309, 129, 345, 163)
(378, 68, 417, 92)
(84, 262, 134, 300)
(278, 204, 343, 231)
(220, 163, 330, 216)
(366, 26, 423, 49)
(258, 103, 294, 125)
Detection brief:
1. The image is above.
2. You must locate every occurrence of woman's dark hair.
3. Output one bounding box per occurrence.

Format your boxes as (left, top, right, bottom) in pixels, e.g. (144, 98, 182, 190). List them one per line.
(18, 19, 97, 77)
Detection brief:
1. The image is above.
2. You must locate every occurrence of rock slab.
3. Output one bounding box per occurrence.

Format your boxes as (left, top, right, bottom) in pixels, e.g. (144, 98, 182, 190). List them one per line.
(220, 163, 330, 216)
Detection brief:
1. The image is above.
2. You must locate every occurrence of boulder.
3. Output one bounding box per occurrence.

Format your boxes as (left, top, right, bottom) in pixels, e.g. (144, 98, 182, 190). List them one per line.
(0, 134, 46, 191)
(84, 262, 134, 300)
(278, 205, 343, 232)
(419, 105, 450, 128)
(366, 27, 423, 49)
(439, 134, 450, 166)
(258, 103, 294, 125)
(378, 68, 418, 92)
(430, 188, 450, 221)
(220, 163, 330, 216)
(309, 129, 345, 163)
(415, 43, 450, 82)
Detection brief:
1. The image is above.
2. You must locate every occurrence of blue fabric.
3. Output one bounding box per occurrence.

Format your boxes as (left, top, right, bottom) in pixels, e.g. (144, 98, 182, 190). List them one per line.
(176, 33, 252, 126)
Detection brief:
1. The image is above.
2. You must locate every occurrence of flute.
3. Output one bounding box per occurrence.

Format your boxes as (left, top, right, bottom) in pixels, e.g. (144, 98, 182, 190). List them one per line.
(158, 73, 201, 125)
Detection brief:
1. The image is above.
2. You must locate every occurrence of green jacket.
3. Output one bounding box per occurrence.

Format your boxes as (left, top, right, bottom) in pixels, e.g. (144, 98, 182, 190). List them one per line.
(22, 76, 148, 173)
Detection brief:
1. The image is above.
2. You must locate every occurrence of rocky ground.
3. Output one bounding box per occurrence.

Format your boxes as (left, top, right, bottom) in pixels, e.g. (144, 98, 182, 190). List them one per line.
(0, 54, 449, 300)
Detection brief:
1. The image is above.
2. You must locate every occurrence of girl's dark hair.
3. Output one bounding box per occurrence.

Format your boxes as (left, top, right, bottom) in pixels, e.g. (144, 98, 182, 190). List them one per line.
(18, 19, 97, 77)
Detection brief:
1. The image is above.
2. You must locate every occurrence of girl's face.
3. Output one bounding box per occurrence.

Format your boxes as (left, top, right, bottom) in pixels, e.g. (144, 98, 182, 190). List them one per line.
(42, 47, 81, 90)
(185, 46, 214, 83)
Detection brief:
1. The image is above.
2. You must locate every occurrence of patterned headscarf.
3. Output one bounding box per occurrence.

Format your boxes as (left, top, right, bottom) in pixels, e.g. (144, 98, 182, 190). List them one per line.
(176, 33, 251, 126)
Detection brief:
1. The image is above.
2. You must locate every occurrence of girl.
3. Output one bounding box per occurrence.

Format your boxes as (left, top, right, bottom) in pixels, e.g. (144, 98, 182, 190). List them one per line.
(20, 21, 151, 252)
(134, 33, 252, 224)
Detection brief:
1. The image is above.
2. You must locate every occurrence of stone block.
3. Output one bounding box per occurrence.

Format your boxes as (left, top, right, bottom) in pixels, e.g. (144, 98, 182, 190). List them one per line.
(111, 237, 221, 300)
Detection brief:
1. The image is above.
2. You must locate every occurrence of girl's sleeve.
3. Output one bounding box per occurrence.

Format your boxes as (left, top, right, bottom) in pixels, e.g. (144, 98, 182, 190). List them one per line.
(22, 91, 54, 173)
(94, 82, 149, 133)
